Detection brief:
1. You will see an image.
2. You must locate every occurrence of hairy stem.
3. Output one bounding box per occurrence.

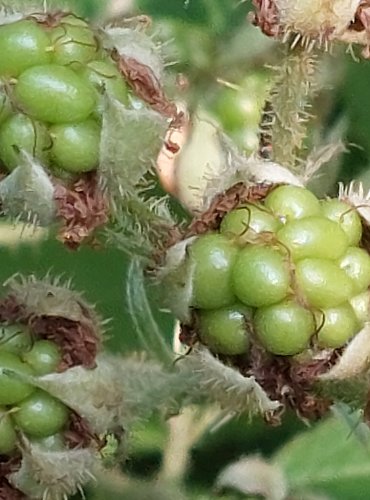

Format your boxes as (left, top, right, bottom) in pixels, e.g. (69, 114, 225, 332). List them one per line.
(268, 45, 318, 170)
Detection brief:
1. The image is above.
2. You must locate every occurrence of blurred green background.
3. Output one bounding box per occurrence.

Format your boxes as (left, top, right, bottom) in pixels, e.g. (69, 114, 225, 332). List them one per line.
(6, 0, 370, 499)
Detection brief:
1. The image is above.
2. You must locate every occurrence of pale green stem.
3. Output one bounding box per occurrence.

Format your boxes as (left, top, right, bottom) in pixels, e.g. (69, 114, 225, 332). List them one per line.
(158, 406, 219, 484)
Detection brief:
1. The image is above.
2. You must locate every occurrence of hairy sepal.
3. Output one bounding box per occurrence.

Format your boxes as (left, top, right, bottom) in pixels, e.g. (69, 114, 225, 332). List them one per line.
(99, 95, 167, 206)
(32, 354, 191, 435)
(318, 324, 370, 406)
(106, 186, 176, 263)
(215, 456, 288, 500)
(102, 26, 164, 83)
(31, 354, 125, 435)
(0, 153, 56, 226)
(338, 182, 370, 224)
(180, 347, 281, 417)
(118, 355, 191, 424)
(6, 273, 102, 329)
(275, 0, 360, 40)
(157, 236, 197, 324)
(9, 437, 97, 500)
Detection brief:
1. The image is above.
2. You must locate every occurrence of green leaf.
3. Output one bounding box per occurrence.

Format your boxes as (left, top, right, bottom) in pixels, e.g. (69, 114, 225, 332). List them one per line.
(274, 416, 370, 499)
(331, 403, 370, 450)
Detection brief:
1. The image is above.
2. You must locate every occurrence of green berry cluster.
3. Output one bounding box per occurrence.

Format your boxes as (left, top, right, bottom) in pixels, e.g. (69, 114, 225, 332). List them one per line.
(0, 323, 69, 455)
(188, 185, 370, 356)
(0, 15, 129, 174)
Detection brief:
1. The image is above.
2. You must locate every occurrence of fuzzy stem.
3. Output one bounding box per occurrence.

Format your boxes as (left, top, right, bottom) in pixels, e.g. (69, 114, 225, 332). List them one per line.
(268, 45, 318, 170)
(158, 406, 218, 484)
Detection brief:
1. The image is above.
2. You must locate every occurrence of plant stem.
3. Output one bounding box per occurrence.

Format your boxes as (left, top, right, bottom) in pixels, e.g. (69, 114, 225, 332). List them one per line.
(268, 45, 318, 170)
(158, 406, 218, 484)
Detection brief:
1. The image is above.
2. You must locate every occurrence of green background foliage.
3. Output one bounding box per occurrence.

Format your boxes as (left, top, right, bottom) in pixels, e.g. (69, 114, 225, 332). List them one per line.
(6, 0, 370, 498)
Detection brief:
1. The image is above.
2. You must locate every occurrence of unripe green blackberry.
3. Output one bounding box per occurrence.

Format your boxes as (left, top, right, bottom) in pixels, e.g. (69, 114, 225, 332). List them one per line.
(0, 8, 177, 248)
(198, 305, 252, 355)
(0, 274, 126, 500)
(160, 175, 370, 424)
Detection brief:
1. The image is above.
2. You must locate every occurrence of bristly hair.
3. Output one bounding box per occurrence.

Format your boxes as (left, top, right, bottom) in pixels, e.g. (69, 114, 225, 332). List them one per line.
(180, 347, 281, 418)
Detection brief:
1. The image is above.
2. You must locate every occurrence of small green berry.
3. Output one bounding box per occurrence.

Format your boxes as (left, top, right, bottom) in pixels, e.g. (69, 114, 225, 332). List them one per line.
(254, 300, 315, 355)
(81, 59, 129, 116)
(350, 291, 370, 325)
(0, 113, 50, 170)
(220, 204, 281, 243)
(50, 22, 98, 67)
(277, 216, 348, 261)
(295, 258, 354, 309)
(321, 199, 362, 246)
(337, 247, 370, 294)
(232, 245, 291, 307)
(264, 185, 321, 221)
(0, 324, 32, 355)
(316, 302, 359, 349)
(12, 390, 69, 438)
(189, 234, 238, 309)
(0, 407, 17, 454)
(198, 305, 251, 355)
(0, 20, 51, 77)
(50, 120, 100, 173)
(22, 340, 61, 376)
(14, 64, 96, 123)
(0, 351, 35, 405)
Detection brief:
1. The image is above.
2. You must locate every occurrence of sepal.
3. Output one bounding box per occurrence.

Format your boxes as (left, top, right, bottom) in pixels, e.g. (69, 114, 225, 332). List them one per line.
(0, 153, 56, 226)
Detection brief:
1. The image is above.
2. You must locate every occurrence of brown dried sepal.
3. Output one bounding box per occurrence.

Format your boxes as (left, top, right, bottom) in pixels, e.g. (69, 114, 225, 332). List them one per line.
(26, 11, 74, 27)
(0, 294, 100, 370)
(0, 295, 28, 325)
(250, 0, 280, 38)
(179, 319, 198, 348)
(0, 479, 25, 500)
(112, 50, 178, 119)
(64, 412, 102, 450)
(0, 457, 24, 500)
(179, 309, 339, 423)
(348, 0, 370, 57)
(30, 315, 99, 370)
(184, 182, 275, 239)
(54, 172, 109, 250)
(243, 344, 339, 422)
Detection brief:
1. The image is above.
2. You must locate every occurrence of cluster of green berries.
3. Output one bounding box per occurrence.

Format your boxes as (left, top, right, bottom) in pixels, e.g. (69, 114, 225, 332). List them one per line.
(0, 323, 69, 455)
(0, 14, 129, 175)
(188, 185, 370, 356)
